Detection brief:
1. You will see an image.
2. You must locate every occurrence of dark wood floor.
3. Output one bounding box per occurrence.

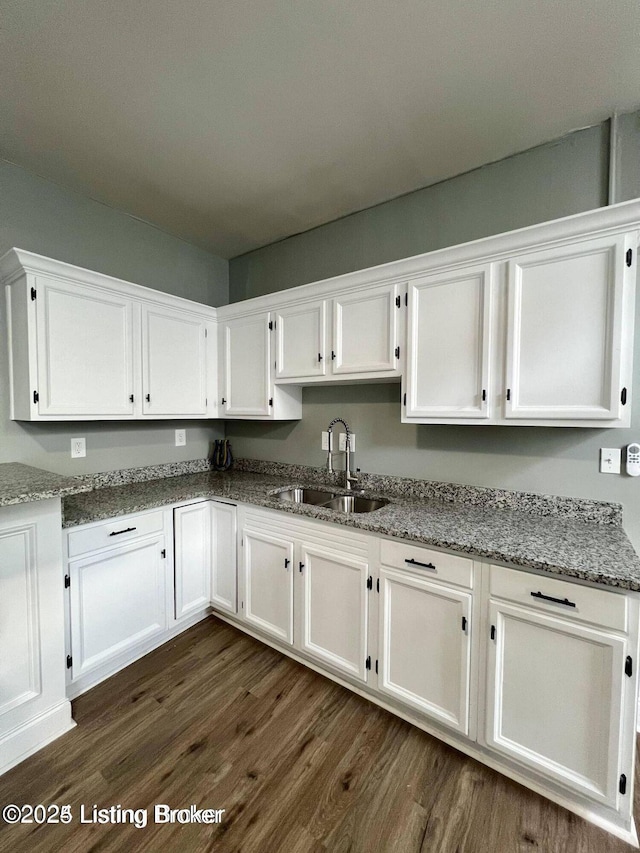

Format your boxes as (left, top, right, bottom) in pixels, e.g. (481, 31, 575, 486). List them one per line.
(0, 617, 638, 853)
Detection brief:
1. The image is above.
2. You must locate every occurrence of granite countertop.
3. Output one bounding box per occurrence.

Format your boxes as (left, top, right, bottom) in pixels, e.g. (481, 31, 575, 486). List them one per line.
(61, 467, 640, 592)
(0, 462, 93, 507)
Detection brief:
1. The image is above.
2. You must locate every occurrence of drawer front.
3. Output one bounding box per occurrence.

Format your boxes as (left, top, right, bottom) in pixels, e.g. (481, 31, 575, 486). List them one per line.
(67, 510, 166, 558)
(489, 564, 627, 632)
(379, 538, 473, 589)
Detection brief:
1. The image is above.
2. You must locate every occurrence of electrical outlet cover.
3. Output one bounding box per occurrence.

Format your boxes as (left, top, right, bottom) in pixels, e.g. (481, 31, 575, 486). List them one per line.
(71, 437, 86, 459)
(175, 429, 186, 447)
(339, 433, 355, 452)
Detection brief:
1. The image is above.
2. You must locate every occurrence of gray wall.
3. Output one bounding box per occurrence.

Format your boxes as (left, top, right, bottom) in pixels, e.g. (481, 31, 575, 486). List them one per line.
(0, 158, 229, 474)
(227, 114, 640, 552)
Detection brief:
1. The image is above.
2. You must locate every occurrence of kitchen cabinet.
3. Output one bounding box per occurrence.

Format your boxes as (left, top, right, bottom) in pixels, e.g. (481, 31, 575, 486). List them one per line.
(2, 249, 216, 420)
(174, 501, 211, 620)
(0, 499, 74, 776)
(219, 311, 302, 419)
(484, 564, 636, 815)
(68, 529, 168, 681)
(142, 304, 208, 417)
(299, 542, 369, 682)
(272, 282, 403, 385)
(241, 527, 295, 644)
(405, 264, 492, 420)
(377, 565, 473, 736)
(210, 500, 238, 614)
(505, 233, 635, 423)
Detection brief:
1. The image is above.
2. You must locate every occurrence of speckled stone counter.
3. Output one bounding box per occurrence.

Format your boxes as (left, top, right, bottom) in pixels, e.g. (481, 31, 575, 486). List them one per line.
(61, 465, 640, 592)
(0, 463, 92, 507)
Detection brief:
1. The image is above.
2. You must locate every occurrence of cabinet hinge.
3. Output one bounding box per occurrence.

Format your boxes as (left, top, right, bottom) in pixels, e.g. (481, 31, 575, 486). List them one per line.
(395, 295, 401, 308)
(33, 390, 39, 404)
(403, 392, 407, 406)
(625, 656, 633, 677)
(405, 292, 408, 307)
(375, 659, 378, 674)
(621, 387, 628, 406)
(490, 625, 496, 640)
(366, 575, 373, 590)
(376, 577, 379, 593)
(482, 389, 487, 402)
(461, 616, 467, 632)
(284, 558, 290, 569)
(506, 389, 511, 402)
(66, 654, 73, 669)
(365, 656, 371, 670)
(268, 320, 273, 331)
(269, 397, 273, 407)
(161, 548, 166, 558)
(620, 774, 627, 795)
(395, 346, 400, 359)
(64, 574, 70, 589)
(626, 249, 633, 267)
(30, 286, 37, 300)
(299, 562, 304, 572)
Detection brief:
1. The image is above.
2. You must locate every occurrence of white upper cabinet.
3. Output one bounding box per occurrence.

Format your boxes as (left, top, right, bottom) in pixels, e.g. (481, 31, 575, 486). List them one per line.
(34, 276, 135, 418)
(275, 300, 327, 381)
(220, 312, 271, 416)
(142, 304, 207, 416)
(332, 283, 401, 378)
(505, 234, 634, 424)
(271, 282, 403, 384)
(219, 311, 302, 420)
(2, 250, 216, 421)
(405, 265, 493, 420)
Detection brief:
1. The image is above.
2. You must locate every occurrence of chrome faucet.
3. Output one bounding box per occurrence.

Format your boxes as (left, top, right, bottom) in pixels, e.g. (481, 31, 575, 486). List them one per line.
(326, 417, 359, 490)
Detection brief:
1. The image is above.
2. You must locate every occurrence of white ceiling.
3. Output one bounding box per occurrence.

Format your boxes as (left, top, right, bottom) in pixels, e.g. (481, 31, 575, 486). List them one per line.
(1, 1, 640, 259)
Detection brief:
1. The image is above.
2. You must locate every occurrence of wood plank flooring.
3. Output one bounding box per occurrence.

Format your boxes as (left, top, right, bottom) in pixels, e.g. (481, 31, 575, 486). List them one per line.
(0, 616, 638, 853)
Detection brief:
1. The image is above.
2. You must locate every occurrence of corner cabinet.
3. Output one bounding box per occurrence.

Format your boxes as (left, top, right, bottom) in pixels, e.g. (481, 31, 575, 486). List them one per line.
(2, 249, 217, 421)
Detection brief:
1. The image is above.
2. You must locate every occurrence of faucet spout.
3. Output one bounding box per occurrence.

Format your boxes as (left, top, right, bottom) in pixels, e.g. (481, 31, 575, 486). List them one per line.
(326, 418, 358, 490)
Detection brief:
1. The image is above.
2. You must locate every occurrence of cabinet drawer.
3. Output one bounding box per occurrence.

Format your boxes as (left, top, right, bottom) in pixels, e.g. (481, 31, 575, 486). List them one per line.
(489, 564, 627, 632)
(67, 510, 165, 558)
(379, 538, 473, 589)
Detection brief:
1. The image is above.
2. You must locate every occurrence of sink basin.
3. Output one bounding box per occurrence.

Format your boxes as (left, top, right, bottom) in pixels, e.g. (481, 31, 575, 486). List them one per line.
(323, 495, 389, 514)
(276, 487, 337, 505)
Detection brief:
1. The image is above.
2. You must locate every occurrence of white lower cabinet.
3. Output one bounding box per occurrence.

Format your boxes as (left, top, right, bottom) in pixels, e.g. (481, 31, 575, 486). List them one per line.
(174, 502, 211, 620)
(0, 499, 74, 775)
(242, 528, 294, 644)
(68, 534, 168, 680)
(299, 543, 369, 682)
(377, 566, 473, 736)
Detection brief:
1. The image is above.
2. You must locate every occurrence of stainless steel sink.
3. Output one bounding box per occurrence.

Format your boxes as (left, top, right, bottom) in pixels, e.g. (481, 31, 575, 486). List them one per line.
(323, 495, 389, 514)
(276, 487, 337, 505)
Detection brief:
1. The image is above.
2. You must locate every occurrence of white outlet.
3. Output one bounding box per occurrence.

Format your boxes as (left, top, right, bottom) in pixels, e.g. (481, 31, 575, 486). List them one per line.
(339, 433, 356, 452)
(71, 437, 86, 459)
(321, 431, 332, 451)
(600, 447, 620, 474)
(175, 429, 186, 447)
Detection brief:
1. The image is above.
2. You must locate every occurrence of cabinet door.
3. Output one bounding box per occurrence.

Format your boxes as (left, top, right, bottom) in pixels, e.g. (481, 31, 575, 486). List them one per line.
(275, 300, 327, 381)
(69, 536, 167, 679)
(406, 265, 492, 419)
(210, 501, 237, 614)
(332, 283, 400, 376)
(142, 305, 207, 416)
(485, 600, 626, 808)
(221, 314, 271, 416)
(242, 529, 294, 643)
(378, 567, 472, 735)
(174, 503, 211, 620)
(505, 233, 633, 421)
(34, 276, 135, 417)
(299, 544, 369, 682)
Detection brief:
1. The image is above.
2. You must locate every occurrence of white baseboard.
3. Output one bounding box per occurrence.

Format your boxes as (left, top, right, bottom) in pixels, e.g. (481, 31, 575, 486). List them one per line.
(0, 700, 76, 776)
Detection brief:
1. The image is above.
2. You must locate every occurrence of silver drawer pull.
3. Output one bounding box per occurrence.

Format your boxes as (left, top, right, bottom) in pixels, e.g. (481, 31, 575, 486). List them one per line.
(109, 526, 137, 536)
(405, 557, 436, 571)
(531, 590, 576, 608)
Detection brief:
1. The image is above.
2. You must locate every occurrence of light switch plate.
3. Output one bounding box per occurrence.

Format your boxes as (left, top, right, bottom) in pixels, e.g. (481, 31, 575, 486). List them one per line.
(339, 433, 356, 452)
(321, 431, 331, 451)
(600, 448, 620, 474)
(175, 429, 186, 447)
